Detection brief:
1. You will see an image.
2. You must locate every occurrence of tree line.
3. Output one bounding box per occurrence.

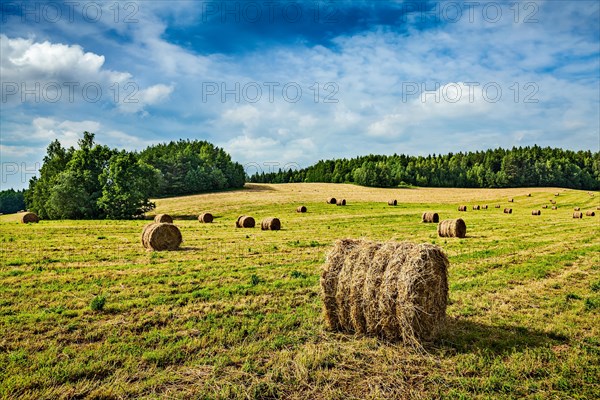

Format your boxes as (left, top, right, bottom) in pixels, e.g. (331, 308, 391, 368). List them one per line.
(6, 133, 245, 218)
(249, 146, 600, 190)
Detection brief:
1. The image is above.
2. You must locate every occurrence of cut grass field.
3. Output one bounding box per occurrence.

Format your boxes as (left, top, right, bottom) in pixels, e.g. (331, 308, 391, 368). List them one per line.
(1, 183, 599, 399)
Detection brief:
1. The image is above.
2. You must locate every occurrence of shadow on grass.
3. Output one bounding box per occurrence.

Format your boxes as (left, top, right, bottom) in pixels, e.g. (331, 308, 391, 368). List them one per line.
(430, 316, 568, 355)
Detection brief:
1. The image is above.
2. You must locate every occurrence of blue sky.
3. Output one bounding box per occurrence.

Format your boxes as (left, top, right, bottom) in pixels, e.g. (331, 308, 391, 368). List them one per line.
(1, 0, 599, 189)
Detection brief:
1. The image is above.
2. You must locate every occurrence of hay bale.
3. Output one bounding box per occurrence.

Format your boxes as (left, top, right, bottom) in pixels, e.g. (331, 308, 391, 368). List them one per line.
(21, 212, 39, 224)
(437, 218, 467, 238)
(585, 211, 595, 217)
(531, 210, 541, 215)
(336, 199, 346, 206)
(495, 204, 501, 208)
(573, 207, 580, 211)
(422, 212, 439, 223)
(261, 217, 281, 231)
(472, 205, 480, 210)
(388, 200, 397, 206)
(198, 212, 213, 223)
(555, 193, 560, 196)
(154, 214, 173, 223)
(327, 198, 337, 204)
(542, 205, 548, 209)
(508, 198, 514, 202)
(552, 206, 558, 210)
(458, 205, 467, 212)
(321, 239, 449, 343)
(236, 216, 255, 228)
(141, 223, 182, 251)
(482, 205, 488, 210)
(550, 200, 556, 204)
(296, 205, 307, 213)
(504, 208, 513, 214)
(573, 211, 583, 219)
(597, 206, 600, 210)
(527, 193, 531, 197)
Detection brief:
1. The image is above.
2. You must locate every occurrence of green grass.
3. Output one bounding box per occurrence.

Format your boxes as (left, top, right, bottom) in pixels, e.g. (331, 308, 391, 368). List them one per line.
(0, 184, 599, 399)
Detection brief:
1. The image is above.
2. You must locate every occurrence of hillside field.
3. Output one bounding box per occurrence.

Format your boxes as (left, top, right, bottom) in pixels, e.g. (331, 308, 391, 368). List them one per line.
(1, 183, 599, 399)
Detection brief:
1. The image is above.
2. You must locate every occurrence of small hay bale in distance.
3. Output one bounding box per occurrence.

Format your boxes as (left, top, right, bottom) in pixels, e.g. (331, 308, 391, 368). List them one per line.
(198, 212, 213, 223)
(321, 239, 449, 343)
(495, 204, 501, 208)
(573, 211, 583, 219)
(261, 217, 281, 231)
(21, 212, 39, 224)
(550, 200, 556, 204)
(585, 211, 595, 217)
(422, 212, 439, 223)
(236, 216, 255, 228)
(508, 198, 514, 202)
(388, 199, 397, 206)
(555, 193, 560, 196)
(504, 208, 513, 214)
(552, 206, 558, 210)
(437, 218, 467, 238)
(141, 223, 182, 251)
(542, 205, 548, 209)
(296, 205, 307, 213)
(458, 205, 467, 212)
(482, 205, 488, 210)
(336, 199, 346, 206)
(327, 197, 337, 204)
(527, 193, 531, 197)
(531, 210, 541, 216)
(154, 214, 173, 223)
(573, 207, 580, 211)
(472, 205, 480, 210)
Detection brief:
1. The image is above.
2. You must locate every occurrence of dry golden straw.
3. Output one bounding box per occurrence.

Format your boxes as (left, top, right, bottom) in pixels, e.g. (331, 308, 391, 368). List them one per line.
(261, 217, 281, 231)
(198, 212, 213, 223)
(472, 205, 480, 210)
(388, 199, 397, 206)
(458, 205, 467, 212)
(422, 212, 439, 223)
(321, 239, 449, 344)
(437, 218, 467, 238)
(336, 199, 347, 206)
(573, 212, 583, 219)
(504, 208, 513, 214)
(531, 210, 541, 216)
(296, 205, 307, 213)
(141, 223, 182, 251)
(154, 214, 173, 223)
(236, 216, 255, 228)
(585, 211, 595, 217)
(327, 198, 337, 204)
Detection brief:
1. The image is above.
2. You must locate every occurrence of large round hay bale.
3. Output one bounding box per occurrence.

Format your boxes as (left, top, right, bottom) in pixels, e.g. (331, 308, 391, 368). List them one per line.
(585, 211, 595, 217)
(422, 212, 439, 223)
(154, 214, 173, 223)
(198, 212, 213, 223)
(21, 212, 39, 224)
(573, 211, 583, 219)
(141, 223, 182, 251)
(261, 217, 281, 231)
(472, 205, 480, 210)
(458, 205, 467, 212)
(504, 208, 513, 214)
(321, 239, 449, 343)
(437, 218, 467, 238)
(336, 199, 346, 206)
(296, 205, 307, 213)
(236, 216, 255, 228)
(531, 210, 541, 216)
(327, 198, 336, 204)
(388, 200, 397, 206)
(573, 207, 580, 211)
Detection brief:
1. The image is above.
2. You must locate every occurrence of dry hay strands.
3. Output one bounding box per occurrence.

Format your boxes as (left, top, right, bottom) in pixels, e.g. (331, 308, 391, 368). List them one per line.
(388, 199, 398, 206)
(457, 205, 467, 212)
(542, 205, 548, 209)
(327, 197, 337, 204)
(508, 198, 514, 202)
(573, 211, 583, 219)
(154, 214, 173, 223)
(321, 239, 449, 343)
(141, 223, 182, 251)
(472, 205, 480, 210)
(21, 212, 39, 224)
(236, 215, 255, 228)
(198, 212, 213, 223)
(261, 217, 281, 231)
(437, 218, 467, 238)
(336, 199, 347, 206)
(573, 207, 580, 211)
(551, 206, 558, 210)
(503, 208, 513, 214)
(422, 212, 439, 223)
(531, 210, 541, 216)
(296, 205, 307, 213)
(585, 211, 596, 217)
(495, 204, 501, 208)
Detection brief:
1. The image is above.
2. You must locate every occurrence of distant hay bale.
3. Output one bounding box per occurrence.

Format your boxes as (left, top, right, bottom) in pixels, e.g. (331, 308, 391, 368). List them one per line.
(422, 212, 439, 223)
(573, 207, 580, 211)
(296, 205, 307, 213)
(388, 200, 397, 206)
(21, 212, 39, 224)
(542, 205, 548, 209)
(458, 205, 467, 212)
(573, 211, 583, 219)
(597, 206, 600, 210)
(495, 204, 501, 208)
(198, 212, 213, 223)
(531, 210, 541, 216)
(585, 211, 595, 217)
(472, 205, 480, 210)
(508, 198, 514, 202)
(504, 208, 513, 214)
(236, 216, 255, 228)
(437, 218, 467, 238)
(141, 223, 182, 251)
(320, 239, 449, 343)
(261, 217, 281, 231)
(327, 198, 337, 204)
(336, 199, 346, 206)
(551, 206, 558, 210)
(154, 214, 173, 223)
(527, 193, 531, 197)
(482, 205, 488, 209)
(555, 193, 559, 196)
(550, 200, 556, 204)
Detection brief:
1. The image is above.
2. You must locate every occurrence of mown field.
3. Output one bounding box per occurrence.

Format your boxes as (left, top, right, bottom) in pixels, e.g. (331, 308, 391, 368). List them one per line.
(1, 183, 599, 400)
